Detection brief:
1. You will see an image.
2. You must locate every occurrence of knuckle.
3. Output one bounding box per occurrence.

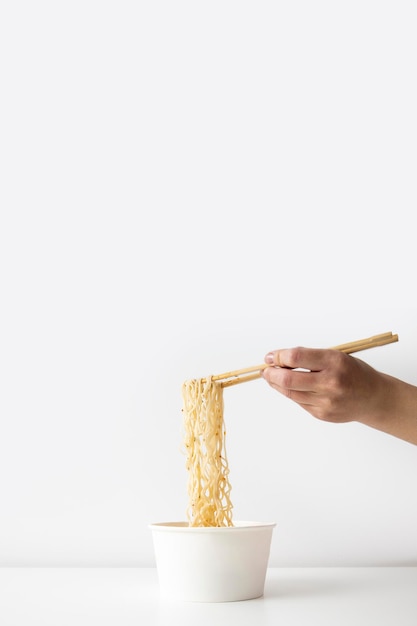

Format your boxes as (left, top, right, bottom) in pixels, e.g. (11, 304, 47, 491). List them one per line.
(280, 368, 294, 389)
(284, 347, 303, 369)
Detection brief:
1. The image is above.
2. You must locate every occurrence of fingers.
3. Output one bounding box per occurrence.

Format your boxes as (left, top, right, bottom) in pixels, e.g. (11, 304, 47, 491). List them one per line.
(262, 364, 320, 394)
(264, 346, 335, 372)
(261, 347, 343, 395)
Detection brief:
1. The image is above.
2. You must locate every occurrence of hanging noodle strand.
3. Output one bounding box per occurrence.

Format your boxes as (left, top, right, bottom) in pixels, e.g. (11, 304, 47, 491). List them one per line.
(182, 376, 233, 527)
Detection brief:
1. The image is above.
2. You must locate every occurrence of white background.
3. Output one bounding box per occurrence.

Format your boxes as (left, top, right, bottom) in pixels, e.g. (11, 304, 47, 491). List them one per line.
(0, 1, 416, 567)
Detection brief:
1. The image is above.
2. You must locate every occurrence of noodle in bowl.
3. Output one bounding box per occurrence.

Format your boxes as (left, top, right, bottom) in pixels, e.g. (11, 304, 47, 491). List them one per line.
(149, 520, 276, 602)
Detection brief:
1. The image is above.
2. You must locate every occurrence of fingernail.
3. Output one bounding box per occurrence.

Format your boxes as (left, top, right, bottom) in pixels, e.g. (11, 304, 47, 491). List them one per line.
(265, 352, 275, 365)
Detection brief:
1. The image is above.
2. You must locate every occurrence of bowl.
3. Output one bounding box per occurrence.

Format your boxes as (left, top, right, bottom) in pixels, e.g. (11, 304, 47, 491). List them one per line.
(149, 520, 276, 602)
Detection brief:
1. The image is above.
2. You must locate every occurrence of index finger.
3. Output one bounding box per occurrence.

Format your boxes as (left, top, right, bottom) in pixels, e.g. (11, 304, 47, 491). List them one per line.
(264, 346, 336, 372)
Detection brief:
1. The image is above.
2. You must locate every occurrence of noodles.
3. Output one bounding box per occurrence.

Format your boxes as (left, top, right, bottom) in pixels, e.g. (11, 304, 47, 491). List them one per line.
(182, 376, 233, 527)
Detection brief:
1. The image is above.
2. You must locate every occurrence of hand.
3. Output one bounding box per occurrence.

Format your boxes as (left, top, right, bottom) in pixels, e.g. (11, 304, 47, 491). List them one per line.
(261, 346, 417, 445)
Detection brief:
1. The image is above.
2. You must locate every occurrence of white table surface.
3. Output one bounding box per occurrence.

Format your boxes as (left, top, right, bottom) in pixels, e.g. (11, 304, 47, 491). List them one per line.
(0, 567, 416, 626)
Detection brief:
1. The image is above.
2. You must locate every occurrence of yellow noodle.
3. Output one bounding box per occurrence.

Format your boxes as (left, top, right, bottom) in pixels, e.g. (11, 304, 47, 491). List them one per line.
(182, 376, 233, 527)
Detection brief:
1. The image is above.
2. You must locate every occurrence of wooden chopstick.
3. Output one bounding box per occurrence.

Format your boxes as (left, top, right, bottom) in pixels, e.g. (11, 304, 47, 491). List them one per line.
(214, 331, 398, 388)
(331, 331, 395, 353)
(333, 334, 399, 354)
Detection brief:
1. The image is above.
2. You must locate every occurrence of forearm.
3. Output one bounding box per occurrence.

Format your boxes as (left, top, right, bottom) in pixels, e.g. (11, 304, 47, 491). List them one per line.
(356, 373, 417, 445)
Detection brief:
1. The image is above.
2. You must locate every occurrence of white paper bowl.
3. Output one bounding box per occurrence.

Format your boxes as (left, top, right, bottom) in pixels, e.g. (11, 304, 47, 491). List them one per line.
(149, 520, 276, 602)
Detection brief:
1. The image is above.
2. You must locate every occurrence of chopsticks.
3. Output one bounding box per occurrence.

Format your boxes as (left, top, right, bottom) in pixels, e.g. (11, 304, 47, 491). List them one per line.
(210, 331, 399, 389)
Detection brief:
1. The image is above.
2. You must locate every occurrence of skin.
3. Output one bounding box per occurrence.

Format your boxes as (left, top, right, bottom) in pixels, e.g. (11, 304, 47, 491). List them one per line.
(261, 347, 417, 446)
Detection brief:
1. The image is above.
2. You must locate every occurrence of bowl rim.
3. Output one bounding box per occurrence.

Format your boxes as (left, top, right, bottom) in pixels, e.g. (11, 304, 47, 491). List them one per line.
(148, 520, 276, 532)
